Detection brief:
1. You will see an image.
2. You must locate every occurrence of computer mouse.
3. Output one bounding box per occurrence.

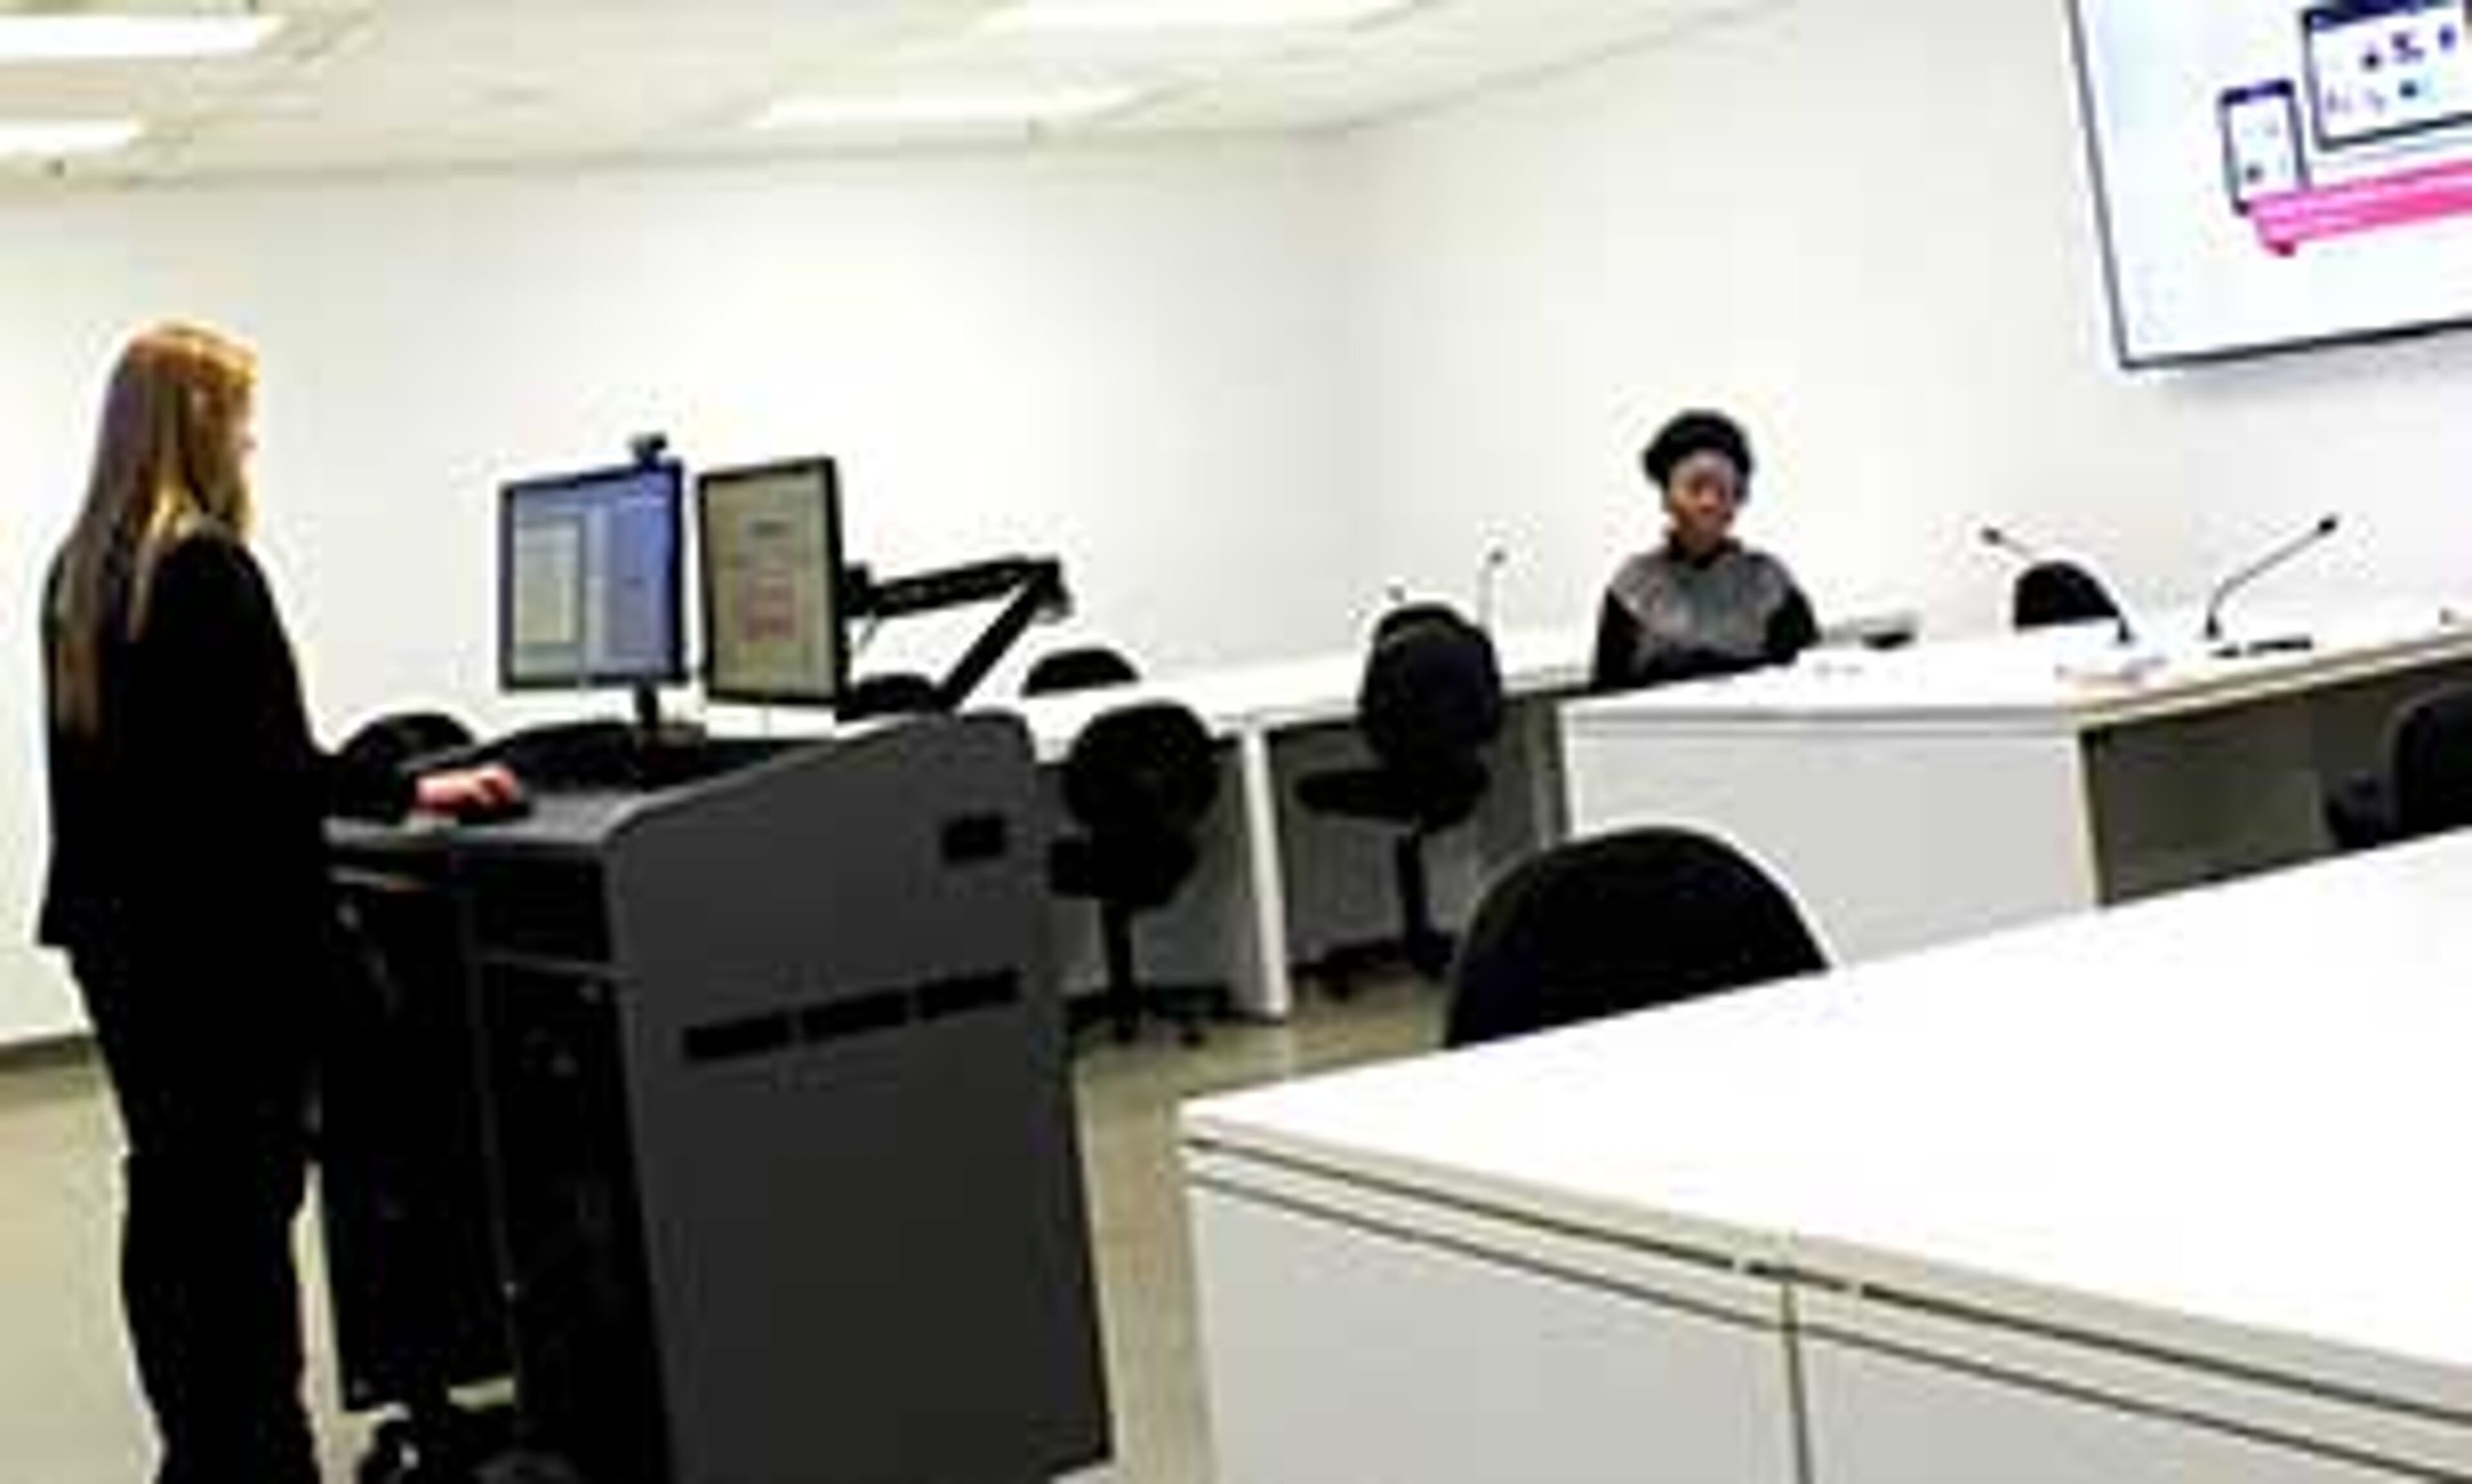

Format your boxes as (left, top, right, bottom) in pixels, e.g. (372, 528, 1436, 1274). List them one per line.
(450, 790, 535, 827)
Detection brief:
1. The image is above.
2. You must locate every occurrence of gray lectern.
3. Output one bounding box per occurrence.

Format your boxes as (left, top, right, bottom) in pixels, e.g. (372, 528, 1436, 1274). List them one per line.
(324, 715, 1110, 1484)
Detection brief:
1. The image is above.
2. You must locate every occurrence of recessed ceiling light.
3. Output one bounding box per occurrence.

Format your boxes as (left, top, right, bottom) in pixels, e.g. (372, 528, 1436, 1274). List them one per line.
(756, 86, 1145, 131)
(0, 14, 285, 65)
(982, 0, 1416, 33)
(0, 120, 145, 160)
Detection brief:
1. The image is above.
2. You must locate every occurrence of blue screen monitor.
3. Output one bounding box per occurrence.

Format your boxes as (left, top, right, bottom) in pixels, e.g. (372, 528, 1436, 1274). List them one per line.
(499, 459, 687, 692)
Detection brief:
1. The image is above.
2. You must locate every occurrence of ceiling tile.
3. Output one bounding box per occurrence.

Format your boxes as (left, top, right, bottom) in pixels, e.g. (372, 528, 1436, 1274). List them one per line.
(0, 0, 1781, 183)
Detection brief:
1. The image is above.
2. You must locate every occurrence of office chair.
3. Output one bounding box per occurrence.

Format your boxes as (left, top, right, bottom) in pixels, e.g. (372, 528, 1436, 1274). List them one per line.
(2325, 687, 2472, 851)
(1050, 701, 1229, 1046)
(1372, 600, 1465, 645)
(1445, 828, 1827, 1049)
(1297, 605, 1505, 985)
(2012, 562, 2125, 631)
(838, 671, 944, 721)
(1023, 646, 1141, 698)
(339, 710, 476, 777)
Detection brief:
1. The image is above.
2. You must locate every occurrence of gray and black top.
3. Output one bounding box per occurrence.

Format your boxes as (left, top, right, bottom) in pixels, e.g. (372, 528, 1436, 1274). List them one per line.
(1591, 542, 1817, 692)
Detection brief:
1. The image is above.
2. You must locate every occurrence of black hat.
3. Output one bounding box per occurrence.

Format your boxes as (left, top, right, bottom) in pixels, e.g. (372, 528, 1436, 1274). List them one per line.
(1642, 410, 1754, 490)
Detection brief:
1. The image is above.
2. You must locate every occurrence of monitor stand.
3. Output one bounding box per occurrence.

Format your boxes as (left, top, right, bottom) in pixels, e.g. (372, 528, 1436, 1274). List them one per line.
(626, 686, 722, 784)
(629, 683, 702, 755)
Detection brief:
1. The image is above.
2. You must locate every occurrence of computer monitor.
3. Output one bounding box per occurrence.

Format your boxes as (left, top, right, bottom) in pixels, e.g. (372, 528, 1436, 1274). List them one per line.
(697, 457, 848, 707)
(499, 458, 687, 693)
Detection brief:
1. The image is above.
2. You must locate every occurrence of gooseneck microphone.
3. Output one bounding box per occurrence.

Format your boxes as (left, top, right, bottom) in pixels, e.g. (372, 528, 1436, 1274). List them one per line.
(1980, 525, 2135, 645)
(1475, 545, 1509, 633)
(2202, 514, 2342, 645)
(1979, 525, 2045, 566)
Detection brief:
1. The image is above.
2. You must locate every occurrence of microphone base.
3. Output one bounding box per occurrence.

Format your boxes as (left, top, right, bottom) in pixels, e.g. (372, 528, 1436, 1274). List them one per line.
(2211, 635, 2316, 661)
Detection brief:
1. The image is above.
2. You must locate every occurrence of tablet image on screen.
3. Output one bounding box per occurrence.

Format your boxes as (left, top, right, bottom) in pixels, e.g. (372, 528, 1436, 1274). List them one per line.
(2222, 80, 2309, 210)
(2304, 0, 2472, 149)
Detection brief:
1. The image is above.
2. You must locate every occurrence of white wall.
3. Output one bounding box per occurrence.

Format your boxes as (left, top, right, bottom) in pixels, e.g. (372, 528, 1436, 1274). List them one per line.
(0, 140, 1354, 1043)
(24, 0, 2472, 1044)
(1334, 0, 2472, 640)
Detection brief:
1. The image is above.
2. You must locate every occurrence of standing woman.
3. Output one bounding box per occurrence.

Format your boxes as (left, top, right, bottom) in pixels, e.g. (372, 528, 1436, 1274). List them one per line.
(38, 324, 512, 1482)
(1591, 409, 1819, 692)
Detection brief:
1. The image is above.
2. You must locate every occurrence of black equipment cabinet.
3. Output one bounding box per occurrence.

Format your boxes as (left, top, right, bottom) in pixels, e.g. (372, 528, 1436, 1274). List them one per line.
(322, 847, 511, 1417)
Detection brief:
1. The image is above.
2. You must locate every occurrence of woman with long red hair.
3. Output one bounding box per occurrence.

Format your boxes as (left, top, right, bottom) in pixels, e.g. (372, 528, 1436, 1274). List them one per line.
(39, 324, 512, 1482)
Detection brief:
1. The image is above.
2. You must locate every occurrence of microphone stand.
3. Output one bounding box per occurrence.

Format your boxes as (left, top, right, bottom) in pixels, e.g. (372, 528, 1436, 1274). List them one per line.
(2202, 515, 2341, 649)
(1475, 546, 1508, 633)
(1981, 526, 2135, 647)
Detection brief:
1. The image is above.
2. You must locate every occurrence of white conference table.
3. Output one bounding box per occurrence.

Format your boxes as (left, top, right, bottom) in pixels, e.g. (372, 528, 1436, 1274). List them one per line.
(1563, 598, 2472, 966)
(1011, 612, 1916, 1021)
(1017, 627, 1591, 1020)
(1183, 830, 2472, 1482)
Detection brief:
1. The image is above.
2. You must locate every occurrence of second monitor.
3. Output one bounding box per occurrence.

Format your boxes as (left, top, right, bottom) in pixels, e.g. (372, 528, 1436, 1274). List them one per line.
(698, 456, 848, 707)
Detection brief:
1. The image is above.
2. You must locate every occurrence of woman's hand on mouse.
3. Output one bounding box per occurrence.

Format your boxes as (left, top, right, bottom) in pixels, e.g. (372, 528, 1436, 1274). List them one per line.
(414, 764, 522, 815)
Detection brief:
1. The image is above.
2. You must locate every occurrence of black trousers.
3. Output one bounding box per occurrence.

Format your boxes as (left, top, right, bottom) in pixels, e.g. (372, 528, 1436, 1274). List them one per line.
(71, 948, 321, 1484)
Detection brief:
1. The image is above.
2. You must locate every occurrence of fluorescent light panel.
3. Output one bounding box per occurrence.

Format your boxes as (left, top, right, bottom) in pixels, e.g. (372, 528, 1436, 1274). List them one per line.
(0, 14, 285, 64)
(758, 85, 1143, 130)
(0, 120, 144, 158)
(984, 0, 1414, 32)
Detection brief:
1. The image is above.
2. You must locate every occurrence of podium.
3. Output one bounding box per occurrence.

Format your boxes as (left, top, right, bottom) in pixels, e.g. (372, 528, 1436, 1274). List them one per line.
(324, 716, 1111, 1483)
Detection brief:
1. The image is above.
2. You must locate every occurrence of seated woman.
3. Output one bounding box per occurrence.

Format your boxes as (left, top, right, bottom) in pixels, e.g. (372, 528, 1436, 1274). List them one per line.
(1591, 409, 1818, 692)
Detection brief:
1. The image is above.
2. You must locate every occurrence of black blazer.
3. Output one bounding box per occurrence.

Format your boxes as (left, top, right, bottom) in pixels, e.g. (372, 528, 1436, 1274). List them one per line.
(39, 533, 409, 991)
(1590, 588, 1818, 693)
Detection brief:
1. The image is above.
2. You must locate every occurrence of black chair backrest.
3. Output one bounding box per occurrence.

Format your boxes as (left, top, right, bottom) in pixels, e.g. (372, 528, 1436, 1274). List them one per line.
(1024, 646, 1141, 698)
(2012, 562, 2123, 631)
(840, 671, 945, 720)
(2392, 688, 2472, 838)
(1445, 828, 1826, 1049)
(1358, 606, 1504, 781)
(1372, 601, 1465, 647)
(1062, 702, 1219, 840)
(340, 710, 476, 777)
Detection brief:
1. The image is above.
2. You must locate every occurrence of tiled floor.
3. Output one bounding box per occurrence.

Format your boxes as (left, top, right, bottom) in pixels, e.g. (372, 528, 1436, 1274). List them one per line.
(1073, 981, 1439, 1483)
(0, 981, 1441, 1483)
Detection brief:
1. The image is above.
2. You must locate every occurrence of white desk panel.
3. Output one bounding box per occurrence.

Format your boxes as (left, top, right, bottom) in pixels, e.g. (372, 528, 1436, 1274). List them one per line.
(1190, 1151, 1797, 1484)
(1803, 1333, 2438, 1484)
(1563, 719, 2097, 963)
(1799, 1288, 2472, 1483)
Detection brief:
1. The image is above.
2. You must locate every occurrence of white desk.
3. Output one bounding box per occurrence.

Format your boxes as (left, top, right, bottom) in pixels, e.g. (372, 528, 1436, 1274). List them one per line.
(1563, 600, 2472, 965)
(1020, 627, 1590, 1020)
(1184, 831, 2472, 1482)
